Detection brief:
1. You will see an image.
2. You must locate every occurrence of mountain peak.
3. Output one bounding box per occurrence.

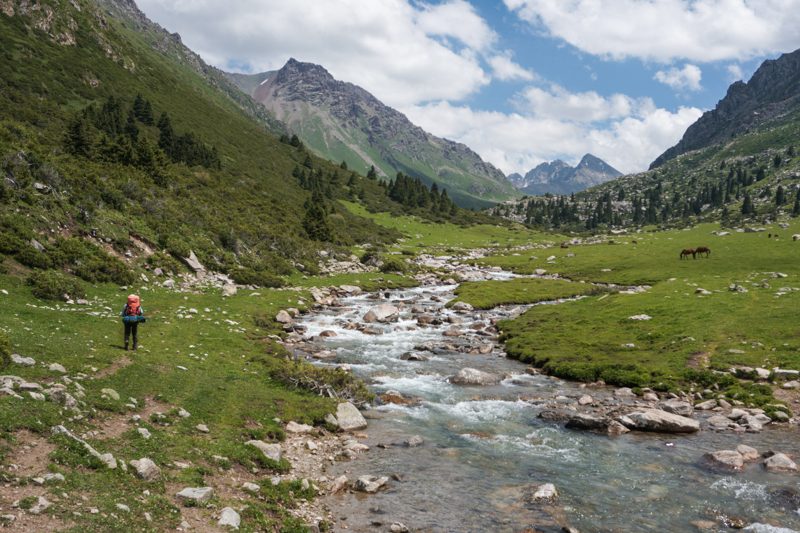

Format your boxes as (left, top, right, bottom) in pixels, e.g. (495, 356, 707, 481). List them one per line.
(508, 154, 621, 195)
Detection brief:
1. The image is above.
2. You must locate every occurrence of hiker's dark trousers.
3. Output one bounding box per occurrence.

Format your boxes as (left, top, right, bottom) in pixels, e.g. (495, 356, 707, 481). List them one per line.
(124, 322, 138, 348)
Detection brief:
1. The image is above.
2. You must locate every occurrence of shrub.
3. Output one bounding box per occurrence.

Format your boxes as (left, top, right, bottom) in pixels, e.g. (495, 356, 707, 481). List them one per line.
(0, 331, 11, 369)
(379, 255, 408, 273)
(230, 267, 285, 288)
(27, 270, 86, 301)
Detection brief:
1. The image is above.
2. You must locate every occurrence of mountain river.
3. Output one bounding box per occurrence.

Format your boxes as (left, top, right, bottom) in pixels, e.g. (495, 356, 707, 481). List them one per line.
(298, 271, 800, 533)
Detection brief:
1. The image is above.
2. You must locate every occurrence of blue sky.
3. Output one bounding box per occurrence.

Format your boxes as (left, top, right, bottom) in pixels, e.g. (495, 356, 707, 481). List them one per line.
(137, 0, 800, 175)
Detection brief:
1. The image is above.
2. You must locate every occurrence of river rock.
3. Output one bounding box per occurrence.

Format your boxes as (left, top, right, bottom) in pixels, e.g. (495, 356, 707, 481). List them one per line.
(335, 402, 368, 431)
(565, 413, 607, 430)
(130, 458, 161, 481)
(218, 507, 240, 529)
(450, 367, 501, 386)
(695, 399, 718, 410)
(451, 301, 474, 312)
(764, 453, 798, 473)
(404, 435, 424, 447)
(614, 387, 636, 398)
(330, 475, 349, 494)
(275, 310, 293, 324)
(354, 475, 388, 493)
(176, 486, 214, 504)
(245, 440, 282, 462)
(363, 304, 399, 323)
(578, 395, 593, 406)
(607, 420, 630, 436)
(624, 409, 700, 433)
(704, 450, 744, 471)
(660, 399, 694, 417)
(737, 444, 760, 462)
(399, 352, 428, 362)
(707, 415, 737, 430)
(339, 285, 362, 295)
(27, 496, 51, 515)
(528, 483, 558, 503)
(285, 421, 314, 434)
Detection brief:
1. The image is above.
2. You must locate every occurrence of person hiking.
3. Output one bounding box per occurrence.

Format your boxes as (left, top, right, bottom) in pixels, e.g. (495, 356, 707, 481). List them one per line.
(120, 294, 145, 350)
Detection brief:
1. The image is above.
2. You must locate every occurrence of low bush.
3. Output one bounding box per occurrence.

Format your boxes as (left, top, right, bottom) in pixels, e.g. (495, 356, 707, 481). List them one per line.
(379, 255, 408, 273)
(230, 267, 285, 288)
(26, 270, 86, 301)
(0, 331, 11, 369)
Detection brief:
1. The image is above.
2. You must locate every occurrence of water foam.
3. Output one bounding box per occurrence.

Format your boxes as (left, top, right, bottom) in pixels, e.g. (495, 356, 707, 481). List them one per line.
(710, 477, 768, 501)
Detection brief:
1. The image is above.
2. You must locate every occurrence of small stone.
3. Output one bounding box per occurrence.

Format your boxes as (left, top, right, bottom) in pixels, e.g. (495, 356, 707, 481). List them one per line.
(530, 483, 558, 502)
(115, 503, 130, 512)
(704, 450, 744, 471)
(642, 392, 659, 402)
(245, 440, 281, 462)
(195, 424, 209, 433)
(28, 496, 51, 515)
(11, 354, 35, 366)
(242, 482, 260, 493)
(607, 421, 630, 436)
(736, 444, 760, 462)
(354, 475, 388, 493)
(101, 388, 120, 401)
(130, 458, 161, 481)
(405, 435, 424, 447)
(275, 310, 293, 324)
(330, 475, 348, 494)
(48, 363, 67, 374)
(28, 392, 46, 401)
(285, 421, 314, 434)
(390, 523, 410, 533)
(137, 427, 151, 439)
(176, 486, 214, 504)
(218, 507, 240, 529)
(695, 399, 718, 410)
(42, 473, 65, 484)
(577, 395, 593, 406)
(177, 408, 191, 418)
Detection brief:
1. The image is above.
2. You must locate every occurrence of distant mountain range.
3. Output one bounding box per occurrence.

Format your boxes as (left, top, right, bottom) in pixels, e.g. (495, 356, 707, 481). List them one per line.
(227, 59, 518, 208)
(507, 154, 622, 195)
(651, 47, 800, 168)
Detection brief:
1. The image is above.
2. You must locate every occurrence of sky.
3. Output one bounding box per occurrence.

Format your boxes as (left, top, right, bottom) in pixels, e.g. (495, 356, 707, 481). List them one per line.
(136, 0, 800, 176)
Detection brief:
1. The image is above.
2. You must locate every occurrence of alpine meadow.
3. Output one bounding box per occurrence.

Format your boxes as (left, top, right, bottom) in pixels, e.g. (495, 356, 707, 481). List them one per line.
(2, 1, 800, 532)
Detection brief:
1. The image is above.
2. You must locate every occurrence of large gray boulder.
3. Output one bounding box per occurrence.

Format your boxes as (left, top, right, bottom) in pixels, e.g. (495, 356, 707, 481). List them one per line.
(354, 475, 388, 493)
(363, 304, 400, 323)
(130, 458, 161, 481)
(624, 409, 700, 433)
(703, 450, 744, 471)
(565, 413, 607, 430)
(335, 402, 367, 431)
(176, 487, 214, 505)
(450, 367, 501, 386)
(245, 440, 282, 462)
(764, 453, 798, 473)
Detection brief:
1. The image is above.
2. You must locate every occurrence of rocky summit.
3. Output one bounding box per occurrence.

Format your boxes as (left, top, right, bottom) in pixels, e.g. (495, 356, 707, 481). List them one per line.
(508, 154, 622, 195)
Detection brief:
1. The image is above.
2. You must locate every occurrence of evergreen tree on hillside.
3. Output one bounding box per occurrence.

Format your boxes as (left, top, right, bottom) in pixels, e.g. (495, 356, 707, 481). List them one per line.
(775, 185, 786, 205)
(302, 191, 332, 242)
(125, 108, 139, 141)
(793, 194, 800, 216)
(741, 193, 755, 215)
(366, 165, 377, 180)
(64, 116, 93, 158)
(132, 93, 154, 125)
(157, 112, 174, 157)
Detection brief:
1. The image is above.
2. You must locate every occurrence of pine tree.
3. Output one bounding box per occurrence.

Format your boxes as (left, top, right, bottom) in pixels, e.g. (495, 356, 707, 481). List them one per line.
(157, 112, 174, 157)
(793, 194, 800, 216)
(741, 193, 754, 215)
(64, 116, 93, 157)
(775, 185, 786, 205)
(302, 192, 332, 241)
(366, 165, 377, 180)
(125, 108, 139, 141)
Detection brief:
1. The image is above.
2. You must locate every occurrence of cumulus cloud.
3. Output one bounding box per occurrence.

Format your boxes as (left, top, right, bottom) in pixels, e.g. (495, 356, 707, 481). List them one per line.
(405, 89, 702, 174)
(727, 63, 744, 81)
(136, 0, 494, 107)
(654, 64, 703, 91)
(504, 0, 800, 63)
(488, 51, 536, 81)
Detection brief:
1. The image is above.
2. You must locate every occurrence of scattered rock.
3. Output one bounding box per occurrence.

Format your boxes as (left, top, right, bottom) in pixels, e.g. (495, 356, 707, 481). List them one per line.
(660, 399, 694, 417)
(245, 440, 281, 462)
(130, 458, 161, 481)
(390, 523, 410, 533)
(137, 427, 151, 439)
(363, 304, 399, 323)
(330, 475, 349, 494)
(176, 486, 214, 505)
(354, 475, 388, 493)
(607, 421, 630, 436)
(695, 399, 718, 410)
(764, 453, 798, 473)
(703, 450, 744, 471)
(48, 363, 67, 373)
(577, 394, 593, 406)
(195, 424, 209, 433)
(451, 301, 474, 312)
(275, 310, 293, 324)
(285, 421, 314, 434)
(242, 482, 260, 493)
(404, 435, 424, 447)
(27, 496, 51, 515)
(218, 507, 241, 529)
(11, 354, 35, 366)
(737, 444, 760, 462)
(529, 483, 558, 503)
(628, 314, 652, 321)
(565, 413, 607, 430)
(221, 284, 237, 297)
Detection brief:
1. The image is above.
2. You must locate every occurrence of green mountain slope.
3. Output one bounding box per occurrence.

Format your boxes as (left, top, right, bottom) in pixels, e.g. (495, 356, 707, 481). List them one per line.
(0, 0, 416, 284)
(228, 60, 519, 209)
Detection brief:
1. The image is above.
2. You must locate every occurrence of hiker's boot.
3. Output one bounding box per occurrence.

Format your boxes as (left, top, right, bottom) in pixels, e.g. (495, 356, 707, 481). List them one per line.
(124, 342, 129, 351)
(132, 342, 138, 351)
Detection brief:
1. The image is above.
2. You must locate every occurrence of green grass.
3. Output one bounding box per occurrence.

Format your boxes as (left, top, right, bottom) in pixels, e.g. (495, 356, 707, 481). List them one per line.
(449, 277, 605, 309)
(492, 220, 800, 403)
(342, 201, 557, 252)
(0, 271, 381, 531)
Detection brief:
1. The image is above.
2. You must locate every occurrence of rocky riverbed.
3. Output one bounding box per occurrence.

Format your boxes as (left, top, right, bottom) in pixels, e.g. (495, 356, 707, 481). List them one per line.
(280, 258, 800, 532)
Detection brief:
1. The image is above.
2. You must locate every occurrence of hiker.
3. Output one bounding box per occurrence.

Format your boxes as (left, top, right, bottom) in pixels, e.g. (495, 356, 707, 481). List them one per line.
(121, 294, 145, 350)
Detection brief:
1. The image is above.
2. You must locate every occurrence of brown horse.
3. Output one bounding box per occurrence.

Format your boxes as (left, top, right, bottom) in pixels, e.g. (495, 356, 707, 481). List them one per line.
(680, 248, 696, 260)
(695, 246, 711, 258)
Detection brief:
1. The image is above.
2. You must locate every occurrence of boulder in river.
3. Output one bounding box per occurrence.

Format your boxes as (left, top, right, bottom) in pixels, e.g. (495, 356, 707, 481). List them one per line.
(354, 475, 388, 493)
(703, 450, 744, 471)
(624, 409, 700, 433)
(363, 304, 400, 323)
(763, 453, 798, 473)
(450, 367, 502, 386)
(565, 413, 607, 431)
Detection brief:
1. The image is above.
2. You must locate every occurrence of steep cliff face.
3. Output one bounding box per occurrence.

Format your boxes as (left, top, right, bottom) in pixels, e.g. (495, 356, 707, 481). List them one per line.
(509, 154, 621, 195)
(651, 48, 800, 168)
(233, 59, 518, 208)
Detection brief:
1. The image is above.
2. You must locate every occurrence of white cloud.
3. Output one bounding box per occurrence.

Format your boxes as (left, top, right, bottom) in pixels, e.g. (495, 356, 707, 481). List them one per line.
(136, 0, 493, 107)
(405, 89, 702, 175)
(504, 0, 800, 63)
(654, 64, 703, 91)
(727, 63, 744, 81)
(488, 51, 536, 81)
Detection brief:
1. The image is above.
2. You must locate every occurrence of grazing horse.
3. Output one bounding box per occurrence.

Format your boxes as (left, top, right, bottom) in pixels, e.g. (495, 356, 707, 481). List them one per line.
(695, 246, 711, 258)
(680, 248, 696, 260)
